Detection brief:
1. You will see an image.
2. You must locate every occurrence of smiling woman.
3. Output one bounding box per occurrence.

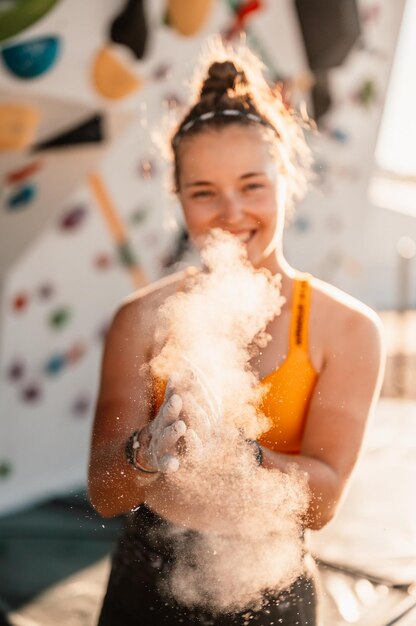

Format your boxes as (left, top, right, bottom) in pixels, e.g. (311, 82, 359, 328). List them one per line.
(89, 42, 385, 626)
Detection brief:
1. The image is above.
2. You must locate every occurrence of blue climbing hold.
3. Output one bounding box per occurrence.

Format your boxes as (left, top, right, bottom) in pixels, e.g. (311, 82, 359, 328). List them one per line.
(45, 353, 66, 375)
(1, 35, 61, 80)
(7, 183, 36, 210)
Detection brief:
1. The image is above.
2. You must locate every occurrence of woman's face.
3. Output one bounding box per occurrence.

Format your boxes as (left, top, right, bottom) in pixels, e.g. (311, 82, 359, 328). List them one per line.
(177, 124, 287, 273)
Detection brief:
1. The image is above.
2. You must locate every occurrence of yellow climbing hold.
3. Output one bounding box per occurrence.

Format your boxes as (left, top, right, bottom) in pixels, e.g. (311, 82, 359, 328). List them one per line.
(92, 47, 141, 100)
(168, 0, 214, 36)
(0, 103, 40, 150)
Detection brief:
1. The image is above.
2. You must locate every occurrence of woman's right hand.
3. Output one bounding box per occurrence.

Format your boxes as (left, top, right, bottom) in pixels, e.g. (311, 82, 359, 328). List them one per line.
(134, 383, 187, 473)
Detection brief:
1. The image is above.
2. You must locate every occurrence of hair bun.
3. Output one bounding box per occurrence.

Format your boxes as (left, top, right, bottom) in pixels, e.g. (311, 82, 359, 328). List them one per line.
(200, 61, 247, 99)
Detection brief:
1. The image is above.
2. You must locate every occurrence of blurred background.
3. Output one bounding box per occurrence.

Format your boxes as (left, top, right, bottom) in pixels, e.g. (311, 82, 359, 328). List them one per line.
(0, 1, 415, 624)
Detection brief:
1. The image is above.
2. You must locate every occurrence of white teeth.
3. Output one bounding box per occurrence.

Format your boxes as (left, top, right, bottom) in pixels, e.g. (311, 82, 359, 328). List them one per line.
(235, 232, 252, 243)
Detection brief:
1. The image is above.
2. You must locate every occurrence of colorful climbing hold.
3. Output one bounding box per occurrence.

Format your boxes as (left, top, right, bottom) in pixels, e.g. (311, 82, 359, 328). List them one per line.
(0, 103, 40, 150)
(109, 0, 148, 59)
(44, 352, 66, 375)
(92, 47, 141, 100)
(224, 0, 263, 40)
(72, 394, 91, 416)
(0, 0, 60, 43)
(6, 160, 43, 184)
(129, 207, 149, 225)
(152, 63, 171, 80)
(21, 383, 42, 403)
(37, 282, 55, 300)
(33, 115, 103, 151)
(167, 0, 214, 36)
(7, 360, 25, 382)
(49, 307, 71, 329)
(1, 35, 61, 80)
(59, 205, 87, 231)
(353, 79, 378, 107)
(139, 159, 156, 179)
(94, 253, 113, 270)
(12, 292, 29, 312)
(118, 241, 138, 268)
(66, 341, 87, 365)
(327, 128, 350, 144)
(7, 183, 37, 210)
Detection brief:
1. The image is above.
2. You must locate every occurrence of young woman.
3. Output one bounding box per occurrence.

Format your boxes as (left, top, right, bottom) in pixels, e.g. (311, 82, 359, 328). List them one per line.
(89, 47, 385, 626)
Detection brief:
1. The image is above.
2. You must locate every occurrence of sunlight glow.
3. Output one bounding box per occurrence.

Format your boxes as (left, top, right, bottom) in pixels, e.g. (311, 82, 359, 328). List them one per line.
(370, 0, 416, 216)
(375, 0, 416, 176)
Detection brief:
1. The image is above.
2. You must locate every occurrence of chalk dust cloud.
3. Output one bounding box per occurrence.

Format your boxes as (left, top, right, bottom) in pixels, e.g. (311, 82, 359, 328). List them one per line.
(150, 229, 310, 613)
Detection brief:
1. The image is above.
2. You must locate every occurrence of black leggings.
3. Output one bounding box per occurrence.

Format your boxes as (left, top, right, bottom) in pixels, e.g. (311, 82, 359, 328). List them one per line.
(97, 505, 319, 626)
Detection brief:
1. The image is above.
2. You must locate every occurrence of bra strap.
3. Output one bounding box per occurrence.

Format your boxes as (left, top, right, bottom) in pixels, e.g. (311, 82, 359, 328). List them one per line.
(289, 273, 312, 350)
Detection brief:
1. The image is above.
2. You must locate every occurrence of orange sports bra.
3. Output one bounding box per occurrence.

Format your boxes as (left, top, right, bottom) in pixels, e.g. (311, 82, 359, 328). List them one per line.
(152, 274, 318, 456)
(258, 273, 318, 454)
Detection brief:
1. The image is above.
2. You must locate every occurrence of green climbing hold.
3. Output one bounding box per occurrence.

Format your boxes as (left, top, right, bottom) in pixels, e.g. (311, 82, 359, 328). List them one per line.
(0, 0, 61, 43)
(49, 306, 71, 329)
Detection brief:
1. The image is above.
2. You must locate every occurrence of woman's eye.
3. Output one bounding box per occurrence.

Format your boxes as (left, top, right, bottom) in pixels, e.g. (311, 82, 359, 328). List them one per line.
(243, 183, 264, 192)
(192, 190, 214, 198)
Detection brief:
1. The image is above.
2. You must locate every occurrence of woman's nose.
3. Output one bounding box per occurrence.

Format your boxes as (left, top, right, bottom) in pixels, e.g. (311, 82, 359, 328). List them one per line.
(218, 192, 244, 224)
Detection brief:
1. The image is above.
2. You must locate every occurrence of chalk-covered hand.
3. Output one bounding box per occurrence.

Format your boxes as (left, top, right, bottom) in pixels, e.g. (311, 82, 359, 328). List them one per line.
(136, 365, 218, 473)
(180, 358, 221, 431)
(134, 382, 188, 473)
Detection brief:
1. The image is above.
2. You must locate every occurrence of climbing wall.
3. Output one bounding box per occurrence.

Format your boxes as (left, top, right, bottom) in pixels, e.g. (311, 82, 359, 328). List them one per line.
(0, 0, 306, 513)
(0, 0, 413, 514)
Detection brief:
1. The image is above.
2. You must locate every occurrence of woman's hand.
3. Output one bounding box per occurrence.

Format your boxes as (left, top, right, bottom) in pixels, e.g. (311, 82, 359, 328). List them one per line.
(135, 383, 187, 473)
(135, 369, 217, 474)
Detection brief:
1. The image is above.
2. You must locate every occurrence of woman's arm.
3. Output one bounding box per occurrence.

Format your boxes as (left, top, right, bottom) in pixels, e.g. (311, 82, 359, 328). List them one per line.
(261, 306, 385, 530)
(88, 299, 160, 518)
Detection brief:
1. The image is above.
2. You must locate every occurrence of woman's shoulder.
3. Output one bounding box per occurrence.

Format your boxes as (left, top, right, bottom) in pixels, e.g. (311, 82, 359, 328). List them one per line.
(103, 267, 199, 351)
(309, 274, 384, 342)
(120, 266, 198, 314)
(307, 275, 385, 400)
